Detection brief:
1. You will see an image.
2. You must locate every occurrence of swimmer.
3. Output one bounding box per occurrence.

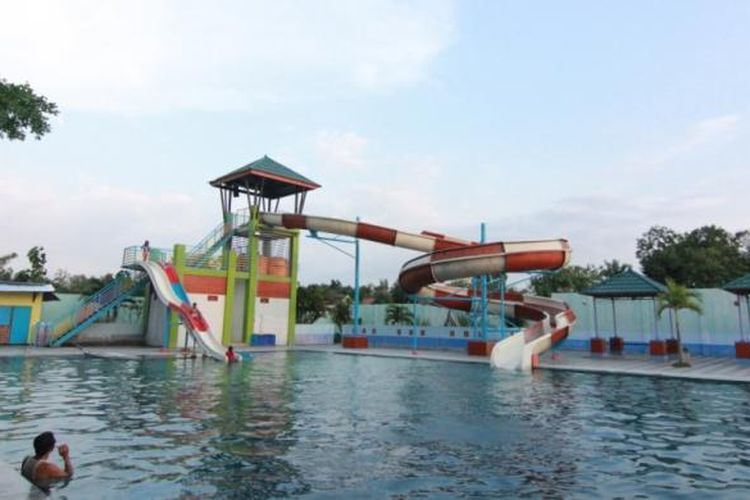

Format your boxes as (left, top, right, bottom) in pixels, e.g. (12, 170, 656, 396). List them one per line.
(21, 432, 74, 488)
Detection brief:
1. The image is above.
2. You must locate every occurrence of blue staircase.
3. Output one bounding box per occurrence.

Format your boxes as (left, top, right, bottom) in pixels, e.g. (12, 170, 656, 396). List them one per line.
(50, 211, 250, 346)
(50, 274, 147, 347)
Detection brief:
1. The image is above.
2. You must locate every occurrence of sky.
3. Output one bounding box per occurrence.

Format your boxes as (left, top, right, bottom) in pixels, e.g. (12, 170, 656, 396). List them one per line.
(1, 0, 749, 286)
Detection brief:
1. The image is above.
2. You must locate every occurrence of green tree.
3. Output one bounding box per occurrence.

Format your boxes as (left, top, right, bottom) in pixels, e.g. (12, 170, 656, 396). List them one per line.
(0, 79, 59, 140)
(385, 304, 414, 325)
(0, 253, 17, 280)
(599, 259, 632, 278)
(389, 281, 409, 304)
(296, 285, 327, 324)
(657, 279, 702, 367)
(529, 265, 601, 297)
(52, 270, 116, 295)
(637, 225, 750, 287)
(12, 246, 48, 283)
(330, 297, 352, 334)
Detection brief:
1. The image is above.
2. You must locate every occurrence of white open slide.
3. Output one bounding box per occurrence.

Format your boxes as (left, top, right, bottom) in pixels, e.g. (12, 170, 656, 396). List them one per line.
(259, 212, 575, 371)
(137, 261, 235, 362)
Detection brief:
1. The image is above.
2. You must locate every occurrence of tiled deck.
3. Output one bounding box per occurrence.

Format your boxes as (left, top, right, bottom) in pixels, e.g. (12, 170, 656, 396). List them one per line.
(537, 350, 750, 383)
(2, 345, 750, 383)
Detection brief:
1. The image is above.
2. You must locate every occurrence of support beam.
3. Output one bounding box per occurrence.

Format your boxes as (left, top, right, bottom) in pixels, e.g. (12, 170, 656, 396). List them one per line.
(243, 208, 260, 344)
(286, 231, 300, 346)
(222, 250, 237, 346)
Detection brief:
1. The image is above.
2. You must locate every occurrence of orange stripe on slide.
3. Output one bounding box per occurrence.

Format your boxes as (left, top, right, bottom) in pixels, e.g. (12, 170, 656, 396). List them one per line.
(433, 239, 469, 251)
(184, 275, 227, 295)
(399, 265, 435, 294)
(430, 243, 504, 262)
(504, 251, 566, 272)
(356, 223, 397, 245)
(281, 214, 308, 229)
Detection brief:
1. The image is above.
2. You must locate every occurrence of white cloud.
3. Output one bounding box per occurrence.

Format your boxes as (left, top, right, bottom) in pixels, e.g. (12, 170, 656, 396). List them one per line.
(0, 174, 215, 275)
(0, 0, 455, 113)
(630, 114, 742, 171)
(314, 130, 369, 170)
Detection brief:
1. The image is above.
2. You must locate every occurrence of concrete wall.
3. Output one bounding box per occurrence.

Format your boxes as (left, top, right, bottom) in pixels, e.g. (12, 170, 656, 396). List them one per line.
(553, 289, 747, 355)
(145, 293, 169, 346)
(176, 293, 225, 348)
(256, 297, 289, 345)
(294, 323, 335, 345)
(231, 281, 248, 343)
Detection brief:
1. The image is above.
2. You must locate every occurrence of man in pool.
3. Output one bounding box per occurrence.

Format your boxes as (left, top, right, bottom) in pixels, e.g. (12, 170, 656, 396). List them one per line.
(21, 432, 74, 487)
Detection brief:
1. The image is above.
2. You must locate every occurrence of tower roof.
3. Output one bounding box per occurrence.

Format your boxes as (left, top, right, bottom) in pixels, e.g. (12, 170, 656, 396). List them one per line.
(209, 155, 320, 199)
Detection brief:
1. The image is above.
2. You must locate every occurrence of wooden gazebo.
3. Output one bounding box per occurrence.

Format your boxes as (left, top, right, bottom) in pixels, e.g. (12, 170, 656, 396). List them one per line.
(723, 273, 750, 358)
(583, 270, 667, 355)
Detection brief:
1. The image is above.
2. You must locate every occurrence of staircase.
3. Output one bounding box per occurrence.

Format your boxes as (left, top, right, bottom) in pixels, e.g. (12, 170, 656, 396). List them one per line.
(49, 274, 147, 347)
(49, 211, 250, 346)
(185, 211, 249, 269)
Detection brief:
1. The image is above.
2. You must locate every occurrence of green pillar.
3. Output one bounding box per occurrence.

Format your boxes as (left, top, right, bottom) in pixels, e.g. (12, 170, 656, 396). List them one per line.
(243, 209, 259, 344)
(168, 244, 187, 348)
(222, 250, 237, 346)
(287, 231, 300, 346)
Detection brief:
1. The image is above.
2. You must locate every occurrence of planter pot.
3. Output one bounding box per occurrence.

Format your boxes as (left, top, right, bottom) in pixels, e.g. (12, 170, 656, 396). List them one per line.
(590, 337, 607, 354)
(666, 338, 680, 355)
(467, 340, 496, 356)
(342, 336, 368, 349)
(649, 340, 667, 356)
(736, 341, 750, 359)
(609, 336, 624, 354)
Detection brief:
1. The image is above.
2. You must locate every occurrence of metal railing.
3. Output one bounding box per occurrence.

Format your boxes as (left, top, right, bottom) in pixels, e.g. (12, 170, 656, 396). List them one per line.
(185, 211, 250, 270)
(122, 246, 173, 268)
(49, 273, 147, 346)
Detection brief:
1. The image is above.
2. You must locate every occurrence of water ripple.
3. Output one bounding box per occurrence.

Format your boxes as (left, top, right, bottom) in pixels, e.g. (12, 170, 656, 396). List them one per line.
(1, 354, 750, 498)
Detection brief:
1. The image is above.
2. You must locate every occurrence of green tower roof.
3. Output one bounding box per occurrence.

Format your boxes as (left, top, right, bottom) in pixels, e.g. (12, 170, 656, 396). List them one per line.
(583, 270, 667, 298)
(210, 155, 320, 198)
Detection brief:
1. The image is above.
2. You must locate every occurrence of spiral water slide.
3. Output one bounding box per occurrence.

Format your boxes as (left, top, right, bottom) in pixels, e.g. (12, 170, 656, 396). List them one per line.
(259, 213, 576, 371)
(137, 261, 236, 362)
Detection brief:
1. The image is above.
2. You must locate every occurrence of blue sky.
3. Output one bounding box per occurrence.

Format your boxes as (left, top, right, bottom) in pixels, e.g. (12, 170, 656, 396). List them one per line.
(2, 0, 748, 285)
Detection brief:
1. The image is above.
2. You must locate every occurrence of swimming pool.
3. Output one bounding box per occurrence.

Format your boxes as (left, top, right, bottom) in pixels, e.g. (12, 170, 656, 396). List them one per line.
(1, 352, 749, 498)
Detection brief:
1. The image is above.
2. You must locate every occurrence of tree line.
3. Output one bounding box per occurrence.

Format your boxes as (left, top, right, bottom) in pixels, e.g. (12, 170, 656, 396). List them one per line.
(1, 247, 115, 294)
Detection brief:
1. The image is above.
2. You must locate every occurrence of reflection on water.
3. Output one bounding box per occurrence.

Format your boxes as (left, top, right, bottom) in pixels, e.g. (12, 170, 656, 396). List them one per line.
(1, 353, 750, 498)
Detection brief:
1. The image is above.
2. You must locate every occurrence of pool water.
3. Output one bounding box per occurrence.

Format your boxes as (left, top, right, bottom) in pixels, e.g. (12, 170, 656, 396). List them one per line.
(1, 352, 750, 498)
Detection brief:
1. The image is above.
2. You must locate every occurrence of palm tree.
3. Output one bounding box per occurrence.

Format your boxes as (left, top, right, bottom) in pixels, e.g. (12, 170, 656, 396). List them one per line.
(657, 279, 702, 367)
(385, 304, 414, 325)
(330, 297, 352, 335)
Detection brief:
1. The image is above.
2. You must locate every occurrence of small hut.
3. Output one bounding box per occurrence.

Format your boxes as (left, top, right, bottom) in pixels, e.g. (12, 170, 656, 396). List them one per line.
(582, 270, 667, 355)
(722, 273, 750, 358)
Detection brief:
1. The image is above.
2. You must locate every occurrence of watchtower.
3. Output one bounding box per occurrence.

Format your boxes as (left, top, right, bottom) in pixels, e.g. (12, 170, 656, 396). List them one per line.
(206, 156, 320, 346)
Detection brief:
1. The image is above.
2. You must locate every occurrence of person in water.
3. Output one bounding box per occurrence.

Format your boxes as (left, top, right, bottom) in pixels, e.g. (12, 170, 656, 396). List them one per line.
(21, 432, 74, 487)
(225, 345, 239, 363)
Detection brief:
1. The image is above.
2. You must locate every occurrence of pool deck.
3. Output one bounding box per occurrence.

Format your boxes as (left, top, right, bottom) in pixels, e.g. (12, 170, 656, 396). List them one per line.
(2, 345, 749, 383)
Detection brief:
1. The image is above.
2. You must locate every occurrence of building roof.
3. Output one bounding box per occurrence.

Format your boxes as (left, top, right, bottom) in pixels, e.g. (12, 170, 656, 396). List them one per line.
(723, 273, 750, 295)
(583, 270, 667, 298)
(209, 155, 321, 198)
(0, 281, 59, 301)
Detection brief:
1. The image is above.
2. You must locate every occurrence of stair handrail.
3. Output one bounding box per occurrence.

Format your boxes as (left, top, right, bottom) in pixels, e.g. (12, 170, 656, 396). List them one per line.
(185, 211, 249, 269)
(48, 272, 141, 341)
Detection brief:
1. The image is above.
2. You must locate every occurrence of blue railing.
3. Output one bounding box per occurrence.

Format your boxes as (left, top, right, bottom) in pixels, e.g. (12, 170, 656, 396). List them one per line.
(48, 273, 147, 346)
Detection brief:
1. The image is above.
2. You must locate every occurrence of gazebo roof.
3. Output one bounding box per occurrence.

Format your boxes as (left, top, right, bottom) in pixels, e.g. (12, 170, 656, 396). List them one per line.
(583, 270, 667, 298)
(209, 155, 320, 199)
(723, 273, 750, 295)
